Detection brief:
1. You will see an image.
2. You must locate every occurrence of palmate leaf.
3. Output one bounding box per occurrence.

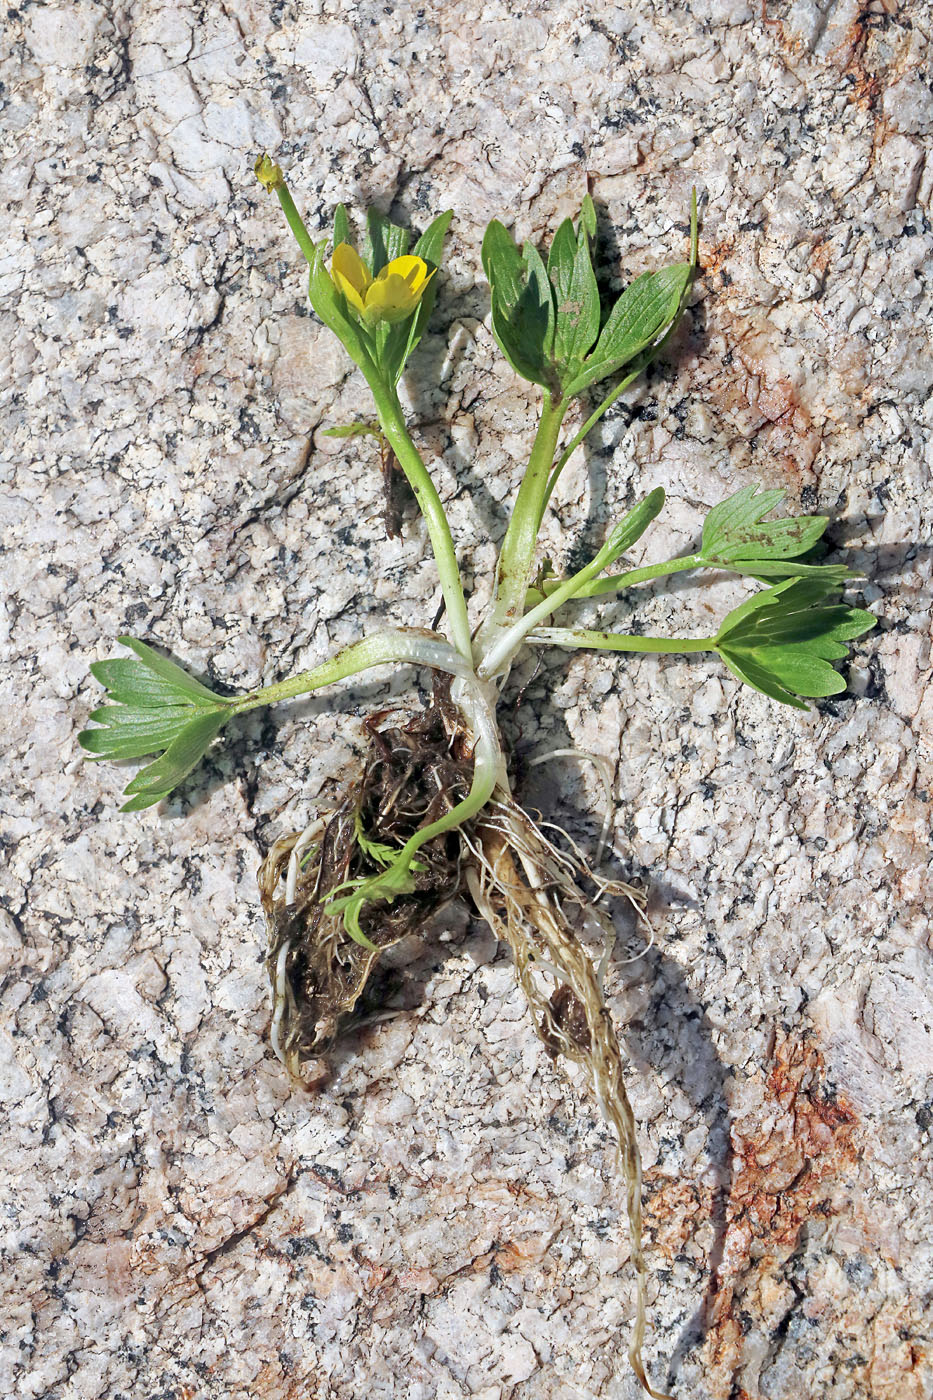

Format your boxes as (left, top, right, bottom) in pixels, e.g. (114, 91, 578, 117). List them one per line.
(715, 578, 875, 708)
(701, 484, 828, 563)
(79, 637, 232, 811)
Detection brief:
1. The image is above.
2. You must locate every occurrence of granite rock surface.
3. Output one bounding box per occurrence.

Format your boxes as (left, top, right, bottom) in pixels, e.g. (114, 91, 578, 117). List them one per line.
(1, 1, 932, 1397)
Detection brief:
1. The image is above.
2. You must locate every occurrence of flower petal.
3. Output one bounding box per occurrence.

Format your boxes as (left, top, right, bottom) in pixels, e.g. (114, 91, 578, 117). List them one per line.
(331, 243, 371, 314)
(380, 254, 431, 293)
(363, 272, 422, 324)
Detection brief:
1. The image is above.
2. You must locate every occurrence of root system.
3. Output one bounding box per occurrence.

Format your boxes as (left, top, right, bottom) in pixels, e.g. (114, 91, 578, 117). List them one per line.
(259, 680, 473, 1069)
(258, 693, 670, 1398)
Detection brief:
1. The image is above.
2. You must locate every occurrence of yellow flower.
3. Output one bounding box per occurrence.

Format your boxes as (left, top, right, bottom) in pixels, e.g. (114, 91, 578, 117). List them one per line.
(331, 244, 435, 325)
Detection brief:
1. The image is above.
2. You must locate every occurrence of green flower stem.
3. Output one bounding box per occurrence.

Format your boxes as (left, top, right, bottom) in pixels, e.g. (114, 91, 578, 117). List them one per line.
(547, 552, 704, 601)
(368, 379, 473, 662)
(228, 629, 473, 717)
(527, 626, 712, 655)
(273, 182, 319, 267)
(475, 391, 568, 661)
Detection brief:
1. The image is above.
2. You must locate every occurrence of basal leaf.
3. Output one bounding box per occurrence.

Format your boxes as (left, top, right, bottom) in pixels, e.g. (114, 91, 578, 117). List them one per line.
(752, 648, 848, 698)
(78, 714, 195, 760)
(122, 709, 228, 798)
(115, 637, 221, 704)
(89, 658, 191, 707)
(702, 484, 785, 556)
(717, 647, 809, 710)
(714, 577, 875, 708)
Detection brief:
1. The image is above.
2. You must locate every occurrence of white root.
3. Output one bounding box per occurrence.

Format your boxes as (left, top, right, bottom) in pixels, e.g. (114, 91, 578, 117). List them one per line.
(269, 938, 294, 1066)
(468, 796, 672, 1400)
(526, 745, 617, 867)
(285, 816, 327, 906)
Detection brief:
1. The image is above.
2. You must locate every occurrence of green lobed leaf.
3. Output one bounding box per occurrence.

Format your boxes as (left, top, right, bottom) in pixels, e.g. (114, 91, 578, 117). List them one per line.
(121, 709, 228, 798)
(702, 484, 785, 555)
(566, 262, 692, 397)
(717, 648, 810, 710)
(115, 636, 222, 703)
(90, 640, 221, 709)
(482, 220, 555, 389)
(548, 216, 601, 375)
(78, 714, 196, 761)
(714, 577, 875, 707)
(716, 578, 875, 648)
(701, 486, 829, 564)
(757, 647, 849, 695)
(81, 638, 232, 807)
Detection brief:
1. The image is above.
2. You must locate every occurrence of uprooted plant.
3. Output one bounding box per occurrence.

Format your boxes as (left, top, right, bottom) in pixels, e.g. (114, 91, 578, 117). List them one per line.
(79, 156, 875, 1397)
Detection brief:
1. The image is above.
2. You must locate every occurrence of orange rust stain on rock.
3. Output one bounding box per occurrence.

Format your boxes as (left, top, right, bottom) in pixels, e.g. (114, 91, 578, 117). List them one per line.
(648, 1035, 862, 1396)
(700, 306, 830, 482)
(867, 1302, 931, 1400)
(644, 1177, 715, 1263)
(699, 236, 736, 284)
(809, 239, 832, 278)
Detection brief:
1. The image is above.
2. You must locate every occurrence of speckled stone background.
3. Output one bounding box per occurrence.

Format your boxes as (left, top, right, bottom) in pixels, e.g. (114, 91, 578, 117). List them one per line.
(2, 2, 932, 1397)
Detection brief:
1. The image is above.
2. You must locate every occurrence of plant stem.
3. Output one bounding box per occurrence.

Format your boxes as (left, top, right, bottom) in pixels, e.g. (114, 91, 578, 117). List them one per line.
(526, 627, 712, 655)
(554, 553, 703, 600)
(475, 392, 568, 665)
(228, 629, 473, 717)
(478, 511, 648, 680)
(273, 184, 318, 266)
(539, 363, 644, 523)
(368, 379, 473, 662)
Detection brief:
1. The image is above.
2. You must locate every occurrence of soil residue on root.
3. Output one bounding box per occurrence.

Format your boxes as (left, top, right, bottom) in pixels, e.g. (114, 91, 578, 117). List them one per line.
(259, 681, 475, 1067)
